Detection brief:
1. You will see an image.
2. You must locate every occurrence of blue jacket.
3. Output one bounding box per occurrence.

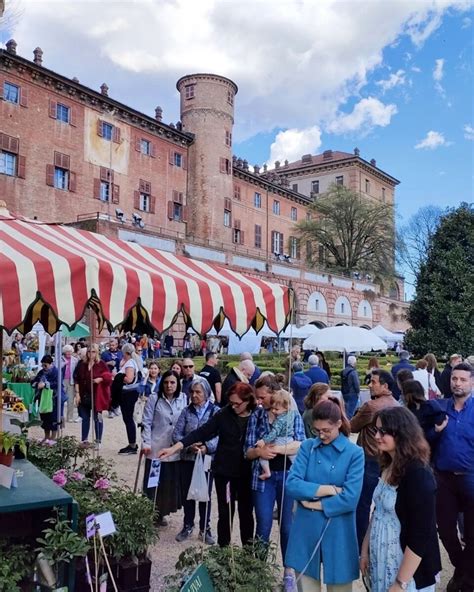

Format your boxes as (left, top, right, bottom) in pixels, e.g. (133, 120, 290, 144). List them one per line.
(391, 360, 415, 399)
(341, 366, 360, 397)
(291, 372, 313, 413)
(285, 434, 364, 584)
(304, 366, 329, 385)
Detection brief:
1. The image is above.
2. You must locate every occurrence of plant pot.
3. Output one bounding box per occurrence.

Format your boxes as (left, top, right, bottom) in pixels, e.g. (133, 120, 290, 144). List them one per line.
(0, 451, 14, 467)
(14, 442, 28, 460)
(108, 556, 152, 592)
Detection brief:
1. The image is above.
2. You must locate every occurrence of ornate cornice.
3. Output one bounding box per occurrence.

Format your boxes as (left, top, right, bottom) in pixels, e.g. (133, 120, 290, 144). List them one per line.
(233, 168, 312, 206)
(0, 49, 194, 147)
(177, 73, 238, 95)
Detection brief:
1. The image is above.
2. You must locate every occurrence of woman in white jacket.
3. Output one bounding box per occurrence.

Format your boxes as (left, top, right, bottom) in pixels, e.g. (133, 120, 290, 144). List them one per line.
(141, 369, 187, 525)
(412, 360, 440, 400)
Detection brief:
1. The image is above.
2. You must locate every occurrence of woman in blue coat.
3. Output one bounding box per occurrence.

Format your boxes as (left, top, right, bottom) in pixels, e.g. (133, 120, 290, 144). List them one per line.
(286, 398, 364, 592)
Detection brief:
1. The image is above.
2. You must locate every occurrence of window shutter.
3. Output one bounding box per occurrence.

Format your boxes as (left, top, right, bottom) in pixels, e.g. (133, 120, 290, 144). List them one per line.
(112, 126, 121, 144)
(172, 190, 178, 203)
(271, 231, 275, 250)
(63, 154, 70, 170)
(8, 136, 19, 154)
(139, 179, 146, 192)
(145, 181, 151, 194)
(19, 86, 28, 108)
(134, 190, 140, 210)
(17, 155, 26, 179)
(49, 99, 57, 119)
(169, 150, 174, 165)
(54, 152, 62, 167)
(167, 201, 173, 220)
(240, 231, 245, 245)
(93, 178, 101, 199)
(182, 155, 187, 170)
(150, 142, 156, 158)
(97, 119, 103, 137)
(182, 205, 188, 223)
(54, 152, 70, 169)
(100, 167, 113, 182)
(112, 184, 120, 204)
(46, 164, 54, 187)
(224, 197, 232, 211)
(69, 171, 77, 192)
(149, 195, 156, 214)
(135, 138, 142, 152)
(69, 107, 77, 127)
(0, 78, 3, 100)
(219, 157, 226, 173)
(279, 233, 284, 254)
(234, 219, 241, 230)
(296, 239, 301, 260)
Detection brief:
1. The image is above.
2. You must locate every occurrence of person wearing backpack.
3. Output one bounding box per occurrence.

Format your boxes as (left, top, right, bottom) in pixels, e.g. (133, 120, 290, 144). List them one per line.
(340, 356, 360, 420)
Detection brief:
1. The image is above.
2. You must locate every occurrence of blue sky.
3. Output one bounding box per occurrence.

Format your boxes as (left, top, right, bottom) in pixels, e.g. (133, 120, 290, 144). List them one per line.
(2, 0, 473, 226)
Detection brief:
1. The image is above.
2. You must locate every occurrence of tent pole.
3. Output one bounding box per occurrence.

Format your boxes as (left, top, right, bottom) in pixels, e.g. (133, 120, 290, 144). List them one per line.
(54, 331, 63, 438)
(0, 331, 3, 430)
(88, 308, 97, 458)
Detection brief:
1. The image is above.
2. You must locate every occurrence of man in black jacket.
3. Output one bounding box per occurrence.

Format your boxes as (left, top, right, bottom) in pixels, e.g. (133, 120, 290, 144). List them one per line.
(439, 353, 463, 398)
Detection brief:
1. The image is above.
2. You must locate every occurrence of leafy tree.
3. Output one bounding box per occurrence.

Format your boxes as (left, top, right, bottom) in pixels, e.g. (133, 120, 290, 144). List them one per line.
(405, 203, 474, 357)
(294, 184, 396, 277)
(397, 205, 443, 286)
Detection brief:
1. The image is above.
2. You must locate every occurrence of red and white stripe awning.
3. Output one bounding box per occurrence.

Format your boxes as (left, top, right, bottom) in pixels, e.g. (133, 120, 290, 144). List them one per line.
(0, 216, 293, 335)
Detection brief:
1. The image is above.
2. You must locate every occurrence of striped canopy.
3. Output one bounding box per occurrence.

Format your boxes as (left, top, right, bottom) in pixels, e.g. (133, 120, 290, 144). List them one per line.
(0, 216, 293, 336)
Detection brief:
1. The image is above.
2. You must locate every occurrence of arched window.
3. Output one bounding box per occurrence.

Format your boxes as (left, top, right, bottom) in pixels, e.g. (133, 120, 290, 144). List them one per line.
(307, 291, 328, 314)
(357, 300, 373, 319)
(334, 296, 352, 317)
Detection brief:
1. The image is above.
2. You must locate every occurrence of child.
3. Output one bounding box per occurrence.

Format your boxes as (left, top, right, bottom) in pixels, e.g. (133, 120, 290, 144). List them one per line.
(256, 390, 296, 480)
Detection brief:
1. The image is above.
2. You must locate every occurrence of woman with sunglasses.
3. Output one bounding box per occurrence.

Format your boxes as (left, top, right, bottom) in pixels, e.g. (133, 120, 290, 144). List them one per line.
(360, 407, 441, 592)
(158, 382, 257, 547)
(285, 398, 364, 592)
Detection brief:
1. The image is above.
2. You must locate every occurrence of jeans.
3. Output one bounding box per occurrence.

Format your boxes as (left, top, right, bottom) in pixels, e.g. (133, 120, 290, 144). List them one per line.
(296, 574, 352, 592)
(356, 455, 380, 549)
(214, 474, 254, 547)
(181, 460, 213, 532)
(253, 470, 294, 563)
(63, 380, 75, 421)
(120, 390, 139, 445)
(436, 471, 474, 586)
(343, 394, 359, 419)
(78, 405, 103, 443)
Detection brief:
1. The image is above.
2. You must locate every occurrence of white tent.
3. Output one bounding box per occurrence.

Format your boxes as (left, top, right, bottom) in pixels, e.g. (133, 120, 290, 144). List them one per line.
(302, 325, 387, 353)
(280, 324, 318, 339)
(206, 319, 277, 337)
(371, 324, 404, 343)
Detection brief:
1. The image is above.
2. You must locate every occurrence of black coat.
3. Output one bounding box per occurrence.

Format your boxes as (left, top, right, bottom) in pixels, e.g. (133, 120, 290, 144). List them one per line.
(395, 461, 442, 589)
(180, 405, 252, 479)
(439, 364, 453, 397)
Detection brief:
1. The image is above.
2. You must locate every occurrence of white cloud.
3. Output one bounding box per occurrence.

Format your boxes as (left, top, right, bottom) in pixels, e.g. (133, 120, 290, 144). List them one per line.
(461, 16, 472, 28)
(326, 98, 398, 135)
(3, 0, 470, 143)
(464, 124, 474, 140)
(433, 58, 446, 96)
(411, 66, 422, 73)
(376, 69, 406, 91)
(415, 130, 451, 149)
(268, 127, 322, 164)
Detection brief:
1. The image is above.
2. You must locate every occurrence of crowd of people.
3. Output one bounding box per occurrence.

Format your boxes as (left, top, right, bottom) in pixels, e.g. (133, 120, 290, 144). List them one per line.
(22, 335, 474, 592)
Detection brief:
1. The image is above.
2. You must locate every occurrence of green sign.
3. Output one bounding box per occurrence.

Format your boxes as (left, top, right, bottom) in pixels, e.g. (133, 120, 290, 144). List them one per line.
(180, 564, 214, 592)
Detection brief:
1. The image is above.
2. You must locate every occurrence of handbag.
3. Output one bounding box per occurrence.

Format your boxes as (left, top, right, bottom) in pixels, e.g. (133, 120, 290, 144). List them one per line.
(39, 388, 54, 413)
(187, 451, 209, 502)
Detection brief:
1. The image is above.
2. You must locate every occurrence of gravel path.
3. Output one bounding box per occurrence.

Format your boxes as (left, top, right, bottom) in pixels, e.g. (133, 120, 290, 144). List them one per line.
(32, 415, 452, 591)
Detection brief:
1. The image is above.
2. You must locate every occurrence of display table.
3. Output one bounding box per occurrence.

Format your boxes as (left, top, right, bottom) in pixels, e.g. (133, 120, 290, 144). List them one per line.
(0, 459, 78, 590)
(1, 409, 29, 433)
(7, 382, 36, 408)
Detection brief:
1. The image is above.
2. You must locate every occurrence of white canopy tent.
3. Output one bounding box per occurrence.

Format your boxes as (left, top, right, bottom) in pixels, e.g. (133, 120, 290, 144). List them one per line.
(371, 324, 404, 343)
(302, 325, 388, 354)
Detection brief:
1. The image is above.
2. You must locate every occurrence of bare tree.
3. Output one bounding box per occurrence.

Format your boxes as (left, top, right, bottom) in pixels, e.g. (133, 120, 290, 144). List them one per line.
(294, 184, 396, 277)
(397, 205, 443, 286)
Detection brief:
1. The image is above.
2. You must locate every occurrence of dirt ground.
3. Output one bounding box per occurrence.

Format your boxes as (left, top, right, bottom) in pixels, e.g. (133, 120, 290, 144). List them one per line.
(31, 414, 453, 591)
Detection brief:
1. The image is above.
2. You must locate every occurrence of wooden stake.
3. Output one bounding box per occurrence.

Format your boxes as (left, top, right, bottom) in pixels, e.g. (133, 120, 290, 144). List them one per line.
(98, 533, 118, 592)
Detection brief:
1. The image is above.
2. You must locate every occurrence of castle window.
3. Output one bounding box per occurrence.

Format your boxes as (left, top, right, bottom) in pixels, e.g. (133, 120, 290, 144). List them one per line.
(271, 230, 284, 254)
(140, 139, 151, 156)
(234, 184, 241, 201)
(101, 122, 113, 141)
(335, 175, 344, 186)
(255, 224, 262, 248)
(97, 120, 121, 143)
(56, 103, 70, 123)
(185, 84, 195, 100)
(289, 236, 300, 259)
(365, 178, 370, 193)
(254, 192, 261, 208)
(290, 207, 297, 221)
(272, 200, 280, 215)
(225, 130, 232, 147)
(224, 209, 231, 227)
(219, 157, 231, 174)
(227, 90, 234, 106)
(0, 133, 23, 177)
(3, 82, 19, 104)
(46, 152, 76, 192)
(0, 151, 16, 176)
(292, 183, 298, 192)
(311, 180, 319, 194)
(382, 187, 386, 202)
(54, 167, 69, 190)
(134, 179, 155, 213)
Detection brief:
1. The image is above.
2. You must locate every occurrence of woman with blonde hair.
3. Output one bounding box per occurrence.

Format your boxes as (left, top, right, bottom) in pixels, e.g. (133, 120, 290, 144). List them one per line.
(365, 357, 380, 385)
(423, 353, 441, 390)
(302, 382, 331, 438)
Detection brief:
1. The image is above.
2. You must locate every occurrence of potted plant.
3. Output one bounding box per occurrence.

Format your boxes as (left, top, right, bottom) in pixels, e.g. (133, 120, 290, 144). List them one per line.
(0, 541, 35, 592)
(9, 418, 42, 459)
(0, 431, 27, 466)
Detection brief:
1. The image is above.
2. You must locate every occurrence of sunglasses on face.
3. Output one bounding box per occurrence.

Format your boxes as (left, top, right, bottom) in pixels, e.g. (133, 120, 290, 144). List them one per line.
(374, 426, 395, 437)
(183, 365, 194, 369)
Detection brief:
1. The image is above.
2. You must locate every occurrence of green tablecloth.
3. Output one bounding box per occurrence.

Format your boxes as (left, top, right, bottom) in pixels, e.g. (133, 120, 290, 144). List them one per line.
(7, 382, 35, 407)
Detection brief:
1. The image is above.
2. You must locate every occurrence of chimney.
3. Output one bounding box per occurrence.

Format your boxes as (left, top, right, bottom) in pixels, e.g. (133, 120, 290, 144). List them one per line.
(6, 39, 17, 55)
(100, 83, 109, 96)
(33, 47, 43, 65)
(263, 164, 268, 173)
(72, 77, 80, 83)
(284, 159, 289, 166)
(370, 158, 376, 167)
(254, 165, 260, 174)
(155, 106, 163, 122)
(275, 160, 280, 169)
(242, 159, 249, 171)
(301, 154, 312, 163)
(354, 147, 360, 156)
(322, 150, 333, 159)
(236, 158, 243, 168)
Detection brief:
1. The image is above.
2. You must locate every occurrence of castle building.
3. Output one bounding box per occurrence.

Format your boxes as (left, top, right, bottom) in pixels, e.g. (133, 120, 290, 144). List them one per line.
(0, 41, 408, 333)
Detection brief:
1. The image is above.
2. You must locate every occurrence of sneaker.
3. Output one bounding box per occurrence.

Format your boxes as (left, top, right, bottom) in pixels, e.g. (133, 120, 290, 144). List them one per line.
(157, 516, 169, 527)
(118, 445, 138, 455)
(112, 407, 122, 417)
(175, 526, 193, 542)
(74, 417, 83, 423)
(199, 530, 215, 545)
(283, 573, 297, 592)
(108, 411, 115, 419)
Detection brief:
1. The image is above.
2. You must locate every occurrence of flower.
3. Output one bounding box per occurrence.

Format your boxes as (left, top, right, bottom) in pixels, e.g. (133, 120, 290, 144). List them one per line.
(43, 439, 57, 446)
(52, 469, 68, 487)
(93, 477, 110, 490)
(70, 471, 85, 481)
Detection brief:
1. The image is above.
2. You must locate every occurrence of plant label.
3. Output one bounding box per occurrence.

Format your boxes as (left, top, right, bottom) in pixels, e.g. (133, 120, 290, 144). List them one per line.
(0, 465, 17, 489)
(95, 511, 116, 537)
(147, 458, 161, 488)
(86, 514, 97, 539)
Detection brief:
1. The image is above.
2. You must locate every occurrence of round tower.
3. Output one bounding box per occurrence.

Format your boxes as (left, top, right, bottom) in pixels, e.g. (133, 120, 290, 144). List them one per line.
(176, 73, 238, 242)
